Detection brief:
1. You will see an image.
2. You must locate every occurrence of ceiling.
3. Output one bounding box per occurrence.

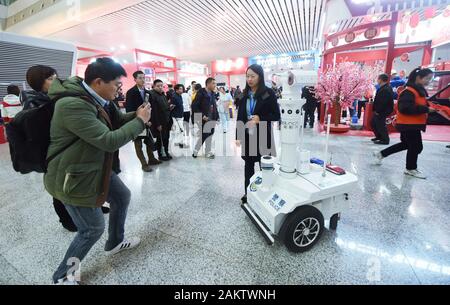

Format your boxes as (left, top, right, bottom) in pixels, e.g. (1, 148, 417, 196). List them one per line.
(46, 0, 327, 63)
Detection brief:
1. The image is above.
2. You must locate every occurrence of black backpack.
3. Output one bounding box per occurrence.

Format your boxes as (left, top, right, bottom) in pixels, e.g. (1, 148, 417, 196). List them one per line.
(6, 101, 76, 174)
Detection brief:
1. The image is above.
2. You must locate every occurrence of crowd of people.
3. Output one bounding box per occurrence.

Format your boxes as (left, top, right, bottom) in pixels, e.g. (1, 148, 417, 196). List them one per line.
(0, 58, 449, 284)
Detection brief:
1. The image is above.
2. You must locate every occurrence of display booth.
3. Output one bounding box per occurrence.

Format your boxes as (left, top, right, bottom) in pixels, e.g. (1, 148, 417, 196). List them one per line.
(319, 4, 450, 133)
(210, 57, 248, 89)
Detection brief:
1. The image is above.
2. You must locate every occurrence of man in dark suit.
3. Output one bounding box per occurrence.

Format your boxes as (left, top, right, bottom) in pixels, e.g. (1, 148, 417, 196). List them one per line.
(126, 71, 162, 172)
(372, 74, 394, 145)
(192, 78, 219, 159)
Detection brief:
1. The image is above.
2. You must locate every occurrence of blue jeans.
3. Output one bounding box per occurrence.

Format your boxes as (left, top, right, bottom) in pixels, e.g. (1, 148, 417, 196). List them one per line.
(52, 173, 131, 282)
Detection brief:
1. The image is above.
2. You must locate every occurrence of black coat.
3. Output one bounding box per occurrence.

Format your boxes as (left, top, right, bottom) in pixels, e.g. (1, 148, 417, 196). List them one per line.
(22, 90, 51, 110)
(125, 85, 160, 128)
(302, 86, 318, 111)
(196, 88, 219, 121)
(150, 90, 171, 127)
(236, 87, 281, 162)
(373, 84, 394, 117)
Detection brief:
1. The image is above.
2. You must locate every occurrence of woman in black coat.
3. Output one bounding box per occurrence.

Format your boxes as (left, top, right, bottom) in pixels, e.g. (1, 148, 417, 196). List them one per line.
(236, 64, 281, 204)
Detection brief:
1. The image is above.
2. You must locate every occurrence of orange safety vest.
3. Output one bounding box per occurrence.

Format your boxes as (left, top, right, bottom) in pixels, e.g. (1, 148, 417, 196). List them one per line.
(396, 87, 428, 125)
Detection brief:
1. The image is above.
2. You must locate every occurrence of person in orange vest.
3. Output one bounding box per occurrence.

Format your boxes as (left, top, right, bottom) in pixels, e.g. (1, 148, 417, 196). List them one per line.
(373, 68, 436, 179)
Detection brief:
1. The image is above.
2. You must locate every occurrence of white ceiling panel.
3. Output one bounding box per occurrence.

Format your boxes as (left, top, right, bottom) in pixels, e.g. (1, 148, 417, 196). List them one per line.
(47, 0, 326, 63)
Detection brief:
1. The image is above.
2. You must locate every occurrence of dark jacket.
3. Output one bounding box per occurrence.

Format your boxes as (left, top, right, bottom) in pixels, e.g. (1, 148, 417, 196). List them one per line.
(171, 93, 184, 118)
(196, 88, 219, 121)
(150, 90, 171, 127)
(125, 85, 160, 128)
(166, 89, 175, 103)
(396, 83, 430, 132)
(302, 86, 318, 111)
(373, 84, 394, 117)
(236, 87, 281, 162)
(22, 90, 51, 110)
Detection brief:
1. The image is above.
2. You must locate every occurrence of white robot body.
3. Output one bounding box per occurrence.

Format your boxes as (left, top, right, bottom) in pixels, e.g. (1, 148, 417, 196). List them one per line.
(242, 70, 358, 253)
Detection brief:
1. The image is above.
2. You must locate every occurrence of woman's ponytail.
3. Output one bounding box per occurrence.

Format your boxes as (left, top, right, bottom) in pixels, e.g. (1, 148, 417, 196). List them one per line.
(407, 67, 433, 85)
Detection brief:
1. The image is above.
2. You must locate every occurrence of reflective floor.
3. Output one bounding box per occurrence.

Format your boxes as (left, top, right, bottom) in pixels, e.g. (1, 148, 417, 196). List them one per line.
(0, 120, 449, 285)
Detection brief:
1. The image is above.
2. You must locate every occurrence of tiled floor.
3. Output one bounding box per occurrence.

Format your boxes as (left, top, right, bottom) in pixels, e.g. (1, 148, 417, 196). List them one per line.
(0, 121, 449, 285)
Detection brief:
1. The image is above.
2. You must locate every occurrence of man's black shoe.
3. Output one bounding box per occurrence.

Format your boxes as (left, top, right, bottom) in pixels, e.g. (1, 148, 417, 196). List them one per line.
(374, 140, 389, 145)
(371, 138, 379, 142)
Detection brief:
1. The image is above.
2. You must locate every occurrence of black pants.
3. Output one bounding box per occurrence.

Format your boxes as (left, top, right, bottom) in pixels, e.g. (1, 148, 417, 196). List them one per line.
(53, 198, 76, 228)
(358, 100, 367, 119)
(371, 114, 389, 143)
(381, 130, 423, 170)
(183, 112, 190, 135)
(244, 158, 261, 195)
(303, 107, 315, 127)
(156, 122, 172, 157)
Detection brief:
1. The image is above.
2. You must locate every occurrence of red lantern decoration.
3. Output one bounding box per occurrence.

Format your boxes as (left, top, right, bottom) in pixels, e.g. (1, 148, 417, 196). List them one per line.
(400, 53, 409, 62)
(345, 32, 356, 43)
(364, 28, 378, 39)
(331, 37, 339, 47)
(409, 13, 420, 28)
(424, 7, 436, 20)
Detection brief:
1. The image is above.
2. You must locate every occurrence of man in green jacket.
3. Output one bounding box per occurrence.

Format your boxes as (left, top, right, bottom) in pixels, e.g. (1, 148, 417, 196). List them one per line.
(45, 58, 151, 285)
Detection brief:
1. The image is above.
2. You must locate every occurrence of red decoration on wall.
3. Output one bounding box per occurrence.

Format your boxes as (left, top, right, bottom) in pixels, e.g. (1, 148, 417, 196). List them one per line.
(331, 37, 339, 47)
(400, 53, 409, 62)
(409, 13, 420, 28)
(424, 7, 436, 20)
(364, 28, 378, 39)
(345, 32, 356, 43)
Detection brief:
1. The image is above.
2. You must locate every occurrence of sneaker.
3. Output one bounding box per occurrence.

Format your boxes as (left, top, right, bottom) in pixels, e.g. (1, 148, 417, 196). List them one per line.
(166, 154, 173, 160)
(404, 169, 427, 179)
(372, 151, 384, 165)
(371, 138, 379, 142)
(54, 278, 79, 285)
(106, 237, 141, 256)
(192, 151, 198, 159)
(206, 152, 215, 159)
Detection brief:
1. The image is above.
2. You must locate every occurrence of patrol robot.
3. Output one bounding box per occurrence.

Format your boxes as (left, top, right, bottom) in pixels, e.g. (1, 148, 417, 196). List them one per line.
(241, 71, 358, 253)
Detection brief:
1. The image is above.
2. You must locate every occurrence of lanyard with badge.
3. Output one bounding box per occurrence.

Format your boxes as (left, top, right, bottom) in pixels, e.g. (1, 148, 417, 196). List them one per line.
(248, 92, 256, 120)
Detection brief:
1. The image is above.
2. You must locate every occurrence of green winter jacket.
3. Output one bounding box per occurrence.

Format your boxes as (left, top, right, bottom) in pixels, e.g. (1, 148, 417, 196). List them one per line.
(44, 77, 145, 208)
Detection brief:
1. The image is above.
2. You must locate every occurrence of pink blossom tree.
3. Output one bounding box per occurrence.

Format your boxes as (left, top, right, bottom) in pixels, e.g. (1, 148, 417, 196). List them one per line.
(316, 62, 379, 126)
